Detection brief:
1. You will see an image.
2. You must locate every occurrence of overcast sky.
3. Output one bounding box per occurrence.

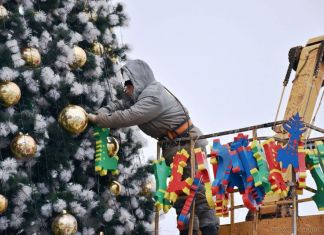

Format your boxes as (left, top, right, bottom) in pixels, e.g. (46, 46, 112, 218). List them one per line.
(118, 0, 324, 234)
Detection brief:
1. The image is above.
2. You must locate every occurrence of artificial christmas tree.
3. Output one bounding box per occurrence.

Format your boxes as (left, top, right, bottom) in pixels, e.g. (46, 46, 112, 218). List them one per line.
(0, 1, 154, 234)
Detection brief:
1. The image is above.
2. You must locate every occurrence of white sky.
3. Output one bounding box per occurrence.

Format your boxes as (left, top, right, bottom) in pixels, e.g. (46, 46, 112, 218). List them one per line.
(118, 0, 324, 234)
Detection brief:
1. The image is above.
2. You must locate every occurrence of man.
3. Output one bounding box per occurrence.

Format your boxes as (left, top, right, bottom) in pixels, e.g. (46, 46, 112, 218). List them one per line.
(88, 59, 219, 235)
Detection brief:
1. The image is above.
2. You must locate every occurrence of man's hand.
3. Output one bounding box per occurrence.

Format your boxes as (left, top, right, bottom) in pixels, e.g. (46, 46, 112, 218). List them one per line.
(87, 113, 98, 123)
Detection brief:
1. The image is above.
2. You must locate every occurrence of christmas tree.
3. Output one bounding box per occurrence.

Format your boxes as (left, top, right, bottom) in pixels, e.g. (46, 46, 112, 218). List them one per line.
(0, 1, 154, 234)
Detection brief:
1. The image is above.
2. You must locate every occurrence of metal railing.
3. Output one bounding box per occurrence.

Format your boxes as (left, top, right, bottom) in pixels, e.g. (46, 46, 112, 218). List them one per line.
(154, 120, 324, 235)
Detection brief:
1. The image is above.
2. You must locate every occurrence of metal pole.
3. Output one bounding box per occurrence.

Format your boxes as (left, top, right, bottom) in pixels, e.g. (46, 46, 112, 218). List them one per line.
(188, 139, 196, 235)
(157, 121, 324, 148)
(158, 121, 286, 144)
(252, 128, 258, 235)
(252, 129, 257, 140)
(292, 172, 297, 235)
(230, 193, 235, 235)
(154, 143, 161, 235)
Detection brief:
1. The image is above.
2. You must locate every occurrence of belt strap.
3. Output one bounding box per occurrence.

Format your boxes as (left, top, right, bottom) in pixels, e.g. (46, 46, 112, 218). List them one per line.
(167, 119, 193, 140)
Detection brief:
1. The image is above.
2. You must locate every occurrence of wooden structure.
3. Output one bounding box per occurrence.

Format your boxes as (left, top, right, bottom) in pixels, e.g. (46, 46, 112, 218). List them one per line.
(218, 186, 323, 235)
(155, 121, 324, 235)
(219, 214, 324, 235)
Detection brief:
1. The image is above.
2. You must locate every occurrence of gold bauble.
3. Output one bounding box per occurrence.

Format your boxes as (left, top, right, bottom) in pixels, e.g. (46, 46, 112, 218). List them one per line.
(0, 81, 21, 107)
(110, 180, 121, 196)
(110, 56, 118, 64)
(58, 105, 88, 135)
(0, 5, 8, 20)
(141, 181, 153, 196)
(10, 133, 37, 159)
(106, 46, 118, 64)
(107, 137, 119, 156)
(87, 11, 98, 21)
(52, 210, 77, 235)
(91, 42, 104, 56)
(70, 46, 87, 69)
(0, 194, 8, 214)
(22, 47, 41, 67)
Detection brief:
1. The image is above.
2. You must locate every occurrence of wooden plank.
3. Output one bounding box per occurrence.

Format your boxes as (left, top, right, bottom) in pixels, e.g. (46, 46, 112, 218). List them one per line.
(259, 205, 277, 215)
(219, 214, 324, 235)
(298, 214, 324, 234)
(233, 197, 313, 210)
(252, 211, 258, 235)
(218, 225, 231, 235)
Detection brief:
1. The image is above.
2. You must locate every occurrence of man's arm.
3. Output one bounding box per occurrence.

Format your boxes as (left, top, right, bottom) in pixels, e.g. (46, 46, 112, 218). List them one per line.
(97, 99, 129, 113)
(93, 96, 163, 128)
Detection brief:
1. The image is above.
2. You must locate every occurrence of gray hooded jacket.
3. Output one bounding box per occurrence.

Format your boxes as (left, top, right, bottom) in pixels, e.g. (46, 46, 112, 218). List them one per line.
(96, 60, 218, 229)
(96, 60, 207, 158)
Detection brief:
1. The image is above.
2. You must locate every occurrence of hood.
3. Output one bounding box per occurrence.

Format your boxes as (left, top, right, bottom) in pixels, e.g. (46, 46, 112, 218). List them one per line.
(121, 60, 156, 101)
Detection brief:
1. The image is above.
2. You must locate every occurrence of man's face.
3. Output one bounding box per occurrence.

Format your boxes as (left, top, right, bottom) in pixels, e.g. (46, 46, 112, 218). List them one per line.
(124, 84, 134, 97)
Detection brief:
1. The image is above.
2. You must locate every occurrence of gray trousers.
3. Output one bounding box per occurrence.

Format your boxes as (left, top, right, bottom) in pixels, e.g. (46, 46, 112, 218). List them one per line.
(162, 139, 220, 231)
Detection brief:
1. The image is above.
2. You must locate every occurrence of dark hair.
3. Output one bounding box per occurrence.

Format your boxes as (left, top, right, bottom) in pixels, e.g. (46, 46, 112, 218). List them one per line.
(124, 80, 133, 86)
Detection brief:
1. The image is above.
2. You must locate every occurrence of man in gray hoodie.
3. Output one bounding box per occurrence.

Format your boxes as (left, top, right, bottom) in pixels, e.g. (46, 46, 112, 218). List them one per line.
(88, 59, 219, 235)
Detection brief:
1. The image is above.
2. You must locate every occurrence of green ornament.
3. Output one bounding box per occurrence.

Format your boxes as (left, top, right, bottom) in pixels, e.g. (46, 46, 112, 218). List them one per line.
(153, 158, 172, 213)
(94, 128, 119, 176)
(306, 142, 324, 211)
(251, 140, 272, 194)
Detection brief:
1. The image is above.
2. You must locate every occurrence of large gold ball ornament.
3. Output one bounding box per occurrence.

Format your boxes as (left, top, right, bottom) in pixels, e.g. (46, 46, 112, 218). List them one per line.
(0, 81, 21, 107)
(0, 5, 8, 20)
(70, 46, 87, 69)
(58, 105, 88, 135)
(107, 137, 119, 156)
(22, 47, 41, 67)
(110, 180, 121, 196)
(91, 42, 104, 56)
(52, 210, 77, 235)
(10, 133, 37, 159)
(0, 194, 8, 214)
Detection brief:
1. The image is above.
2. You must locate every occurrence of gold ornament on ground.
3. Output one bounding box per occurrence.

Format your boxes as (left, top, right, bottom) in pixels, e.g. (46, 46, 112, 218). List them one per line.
(0, 194, 8, 214)
(52, 210, 77, 235)
(11, 133, 37, 159)
(70, 46, 87, 69)
(91, 42, 104, 56)
(22, 48, 41, 66)
(107, 137, 119, 156)
(58, 105, 88, 135)
(110, 180, 122, 196)
(0, 81, 21, 107)
(0, 5, 8, 20)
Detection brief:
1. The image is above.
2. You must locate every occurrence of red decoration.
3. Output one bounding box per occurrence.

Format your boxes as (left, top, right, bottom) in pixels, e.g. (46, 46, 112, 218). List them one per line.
(263, 139, 288, 198)
(165, 149, 193, 203)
